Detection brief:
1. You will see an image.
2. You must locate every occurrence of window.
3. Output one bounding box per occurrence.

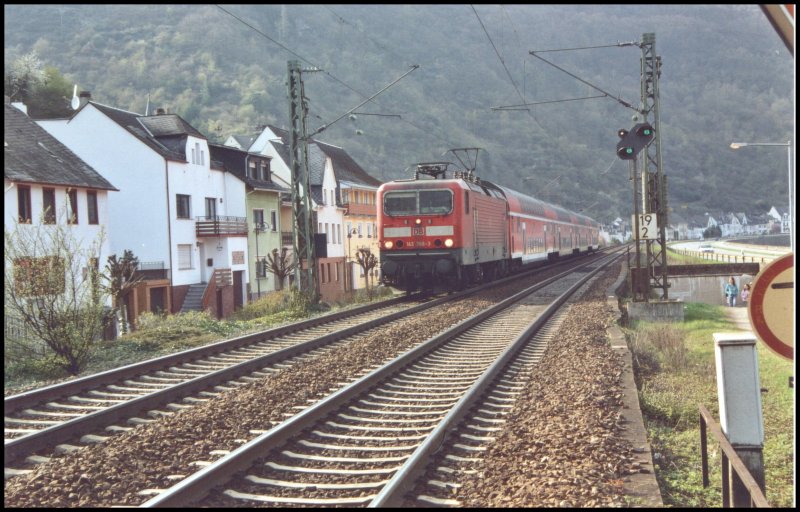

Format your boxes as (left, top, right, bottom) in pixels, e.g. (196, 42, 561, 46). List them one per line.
(176, 194, 191, 219)
(178, 244, 193, 269)
(320, 263, 326, 283)
(42, 188, 56, 224)
(17, 185, 32, 223)
(67, 189, 78, 224)
(248, 160, 258, 180)
(270, 210, 277, 232)
(13, 256, 65, 296)
(256, 257, 267, 278)
(205, 197, 217, 219)
(87, 191, 99, 224)
(253, 209, 265, 231)
(383, 190, 453, 216)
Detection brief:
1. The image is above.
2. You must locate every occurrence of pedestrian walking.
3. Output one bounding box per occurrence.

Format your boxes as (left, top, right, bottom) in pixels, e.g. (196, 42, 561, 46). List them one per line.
(724, 276, 739, 307)
(741, 283, 751, 307)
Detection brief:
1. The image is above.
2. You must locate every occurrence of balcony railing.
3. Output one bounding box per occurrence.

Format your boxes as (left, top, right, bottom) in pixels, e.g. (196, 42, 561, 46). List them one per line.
(281, 231, 294, 246)
(343, 202, 376, 217)
(195, 216, 248, 237)
(134, 261, 169, 281)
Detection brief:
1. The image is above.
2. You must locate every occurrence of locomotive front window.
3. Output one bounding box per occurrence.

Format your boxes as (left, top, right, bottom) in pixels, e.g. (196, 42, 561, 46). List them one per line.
(383, 190, 453, 216)
(384, 192, 417, 215)
(419, 190, 452, 214)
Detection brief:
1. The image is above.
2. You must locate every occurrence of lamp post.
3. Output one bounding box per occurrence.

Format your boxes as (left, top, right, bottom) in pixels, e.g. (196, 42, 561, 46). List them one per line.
(346, 228, 358, 292)
(253, 221, 268, 299)
(730, 141, 794, 252)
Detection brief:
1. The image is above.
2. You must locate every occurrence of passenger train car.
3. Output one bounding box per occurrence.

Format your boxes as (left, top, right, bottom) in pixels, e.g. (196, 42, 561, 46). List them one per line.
(378, 164, 602, 291)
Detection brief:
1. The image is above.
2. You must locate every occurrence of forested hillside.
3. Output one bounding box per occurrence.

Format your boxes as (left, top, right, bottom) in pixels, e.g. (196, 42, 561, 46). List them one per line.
(4, 4, 793, 222)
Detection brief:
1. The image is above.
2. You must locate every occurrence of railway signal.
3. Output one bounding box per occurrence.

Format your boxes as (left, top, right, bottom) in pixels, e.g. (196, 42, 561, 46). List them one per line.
(616, 122, 655, 160)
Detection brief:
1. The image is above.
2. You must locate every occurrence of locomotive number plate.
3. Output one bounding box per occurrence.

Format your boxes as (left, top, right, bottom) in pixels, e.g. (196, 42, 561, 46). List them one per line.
(412, 227, 424, 236)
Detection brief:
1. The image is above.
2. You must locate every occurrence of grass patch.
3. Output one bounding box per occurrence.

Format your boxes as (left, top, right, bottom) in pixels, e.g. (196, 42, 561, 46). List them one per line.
(627, 302, 794, 507)
(5, 287, 397, 394)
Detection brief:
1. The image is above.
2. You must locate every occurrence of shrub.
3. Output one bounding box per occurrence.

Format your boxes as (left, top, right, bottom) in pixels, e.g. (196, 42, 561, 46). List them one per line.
(646, 324, 688, 370)
(122, 311, 224, 350)
(231, 290, 291, 321)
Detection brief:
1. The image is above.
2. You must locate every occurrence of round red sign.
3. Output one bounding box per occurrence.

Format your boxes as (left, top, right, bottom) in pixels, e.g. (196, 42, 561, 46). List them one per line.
(747, 253, 794, 360)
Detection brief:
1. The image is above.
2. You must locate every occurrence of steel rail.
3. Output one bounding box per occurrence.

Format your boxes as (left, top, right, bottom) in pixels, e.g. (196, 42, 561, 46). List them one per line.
(370, 251, 621, 506)
(140, 250, 620, 507)
(4, 251, 604, 465)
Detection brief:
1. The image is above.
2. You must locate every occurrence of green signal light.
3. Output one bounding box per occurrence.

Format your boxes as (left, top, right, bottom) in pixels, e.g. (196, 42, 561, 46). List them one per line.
(642, 129, 651, 135)
(625, 148, 633, 154)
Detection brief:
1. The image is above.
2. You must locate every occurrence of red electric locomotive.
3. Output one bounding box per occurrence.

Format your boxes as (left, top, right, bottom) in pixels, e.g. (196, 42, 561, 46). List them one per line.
(378, 161, 601, 291)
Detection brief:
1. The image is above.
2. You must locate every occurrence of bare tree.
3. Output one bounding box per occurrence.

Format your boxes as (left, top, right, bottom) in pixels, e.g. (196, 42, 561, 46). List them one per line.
(103, 250, 142, 334)
(4, 212, 108, 375)
(355, 248, 378, 297)
(265, 247, 297, 291)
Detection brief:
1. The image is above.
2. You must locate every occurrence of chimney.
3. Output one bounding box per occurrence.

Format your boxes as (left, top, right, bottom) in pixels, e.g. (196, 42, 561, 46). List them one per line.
(79, 91, 91, 109)
(155, 107, 166, 115)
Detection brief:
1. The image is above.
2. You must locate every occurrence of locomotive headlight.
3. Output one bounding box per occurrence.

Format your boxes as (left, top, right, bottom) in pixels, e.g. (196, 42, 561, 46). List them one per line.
(384, 240, 394, 249)
(444, 238, 454, 248)
(415, 218, 422, 225)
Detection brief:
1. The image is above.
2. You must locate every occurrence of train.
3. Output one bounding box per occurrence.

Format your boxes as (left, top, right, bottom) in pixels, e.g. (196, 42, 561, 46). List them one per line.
(377, 162, 603, 291)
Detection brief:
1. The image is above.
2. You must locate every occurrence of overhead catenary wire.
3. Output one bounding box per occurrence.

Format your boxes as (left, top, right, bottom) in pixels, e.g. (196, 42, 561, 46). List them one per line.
(215, 4, 457, 147)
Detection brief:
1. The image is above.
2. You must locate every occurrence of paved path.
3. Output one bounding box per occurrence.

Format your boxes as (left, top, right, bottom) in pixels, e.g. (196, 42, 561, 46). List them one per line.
(722, 305, 754, 333)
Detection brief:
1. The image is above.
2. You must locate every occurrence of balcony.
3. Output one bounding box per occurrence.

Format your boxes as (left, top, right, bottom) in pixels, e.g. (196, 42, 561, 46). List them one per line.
(195, 216, 248, 237)
(281, 231, 294, 247)
(134, 261, 169, 281)
(343, 202, 376, 217)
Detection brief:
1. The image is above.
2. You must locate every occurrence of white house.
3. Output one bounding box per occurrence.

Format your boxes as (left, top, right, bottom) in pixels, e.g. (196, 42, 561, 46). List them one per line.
(37, 94, 249, 321)
(4, 102, 116, 308)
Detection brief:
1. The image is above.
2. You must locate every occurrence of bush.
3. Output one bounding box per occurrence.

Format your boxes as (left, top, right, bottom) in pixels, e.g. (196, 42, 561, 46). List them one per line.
(122, 311, 226, 350)
(232, 290, 291, 321)
(646, 324, 688, 370)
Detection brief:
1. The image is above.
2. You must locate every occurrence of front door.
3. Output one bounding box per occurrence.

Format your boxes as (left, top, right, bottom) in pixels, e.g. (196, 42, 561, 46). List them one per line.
(233, 270, 244, 310)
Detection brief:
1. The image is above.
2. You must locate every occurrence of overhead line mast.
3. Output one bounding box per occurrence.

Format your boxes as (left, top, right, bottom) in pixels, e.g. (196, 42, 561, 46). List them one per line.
(639, 33, 669, 300)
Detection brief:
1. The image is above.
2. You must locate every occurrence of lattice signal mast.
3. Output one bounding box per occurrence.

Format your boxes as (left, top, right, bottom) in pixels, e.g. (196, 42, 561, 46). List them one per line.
(640, 33, 669, 300)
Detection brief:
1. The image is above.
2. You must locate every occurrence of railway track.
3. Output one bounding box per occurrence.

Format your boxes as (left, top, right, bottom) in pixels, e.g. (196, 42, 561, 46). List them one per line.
(140, 250, 621, 507)
(4, 251, 602, 479)
(4, 294, 436, 475)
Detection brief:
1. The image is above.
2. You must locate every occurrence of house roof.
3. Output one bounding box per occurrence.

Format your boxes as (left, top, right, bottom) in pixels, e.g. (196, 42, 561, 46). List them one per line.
(89, 102, 191, 162)
(229, 134, 256, 150)
(265, 124, 382, 189)
(4, 104, 117, 191)
(208, 143, 288, 194)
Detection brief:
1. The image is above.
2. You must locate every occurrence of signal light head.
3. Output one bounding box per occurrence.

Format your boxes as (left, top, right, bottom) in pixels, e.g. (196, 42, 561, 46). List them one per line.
(617, 129, 628, 139)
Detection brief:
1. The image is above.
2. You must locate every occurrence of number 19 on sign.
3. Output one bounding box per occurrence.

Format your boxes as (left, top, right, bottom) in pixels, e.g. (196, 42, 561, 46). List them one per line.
(634, 214, 658, 240)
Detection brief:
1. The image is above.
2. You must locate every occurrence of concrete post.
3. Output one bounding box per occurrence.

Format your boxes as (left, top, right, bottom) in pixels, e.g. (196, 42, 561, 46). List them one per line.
(713, 333, 766, 507)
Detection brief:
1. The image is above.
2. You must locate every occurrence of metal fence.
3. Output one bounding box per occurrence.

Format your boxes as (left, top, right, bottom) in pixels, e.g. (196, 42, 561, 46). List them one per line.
(699, 404, 770, 507)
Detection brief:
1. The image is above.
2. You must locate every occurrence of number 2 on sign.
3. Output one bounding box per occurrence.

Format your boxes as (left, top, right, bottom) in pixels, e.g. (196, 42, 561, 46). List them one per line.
(636, 214, 658, 240)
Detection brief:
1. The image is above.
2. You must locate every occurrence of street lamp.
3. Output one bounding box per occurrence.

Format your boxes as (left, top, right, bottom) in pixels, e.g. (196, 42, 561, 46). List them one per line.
(346, 228, 358, 292)
(730, 141, 794, 252)
(253, 221, 269, 298)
